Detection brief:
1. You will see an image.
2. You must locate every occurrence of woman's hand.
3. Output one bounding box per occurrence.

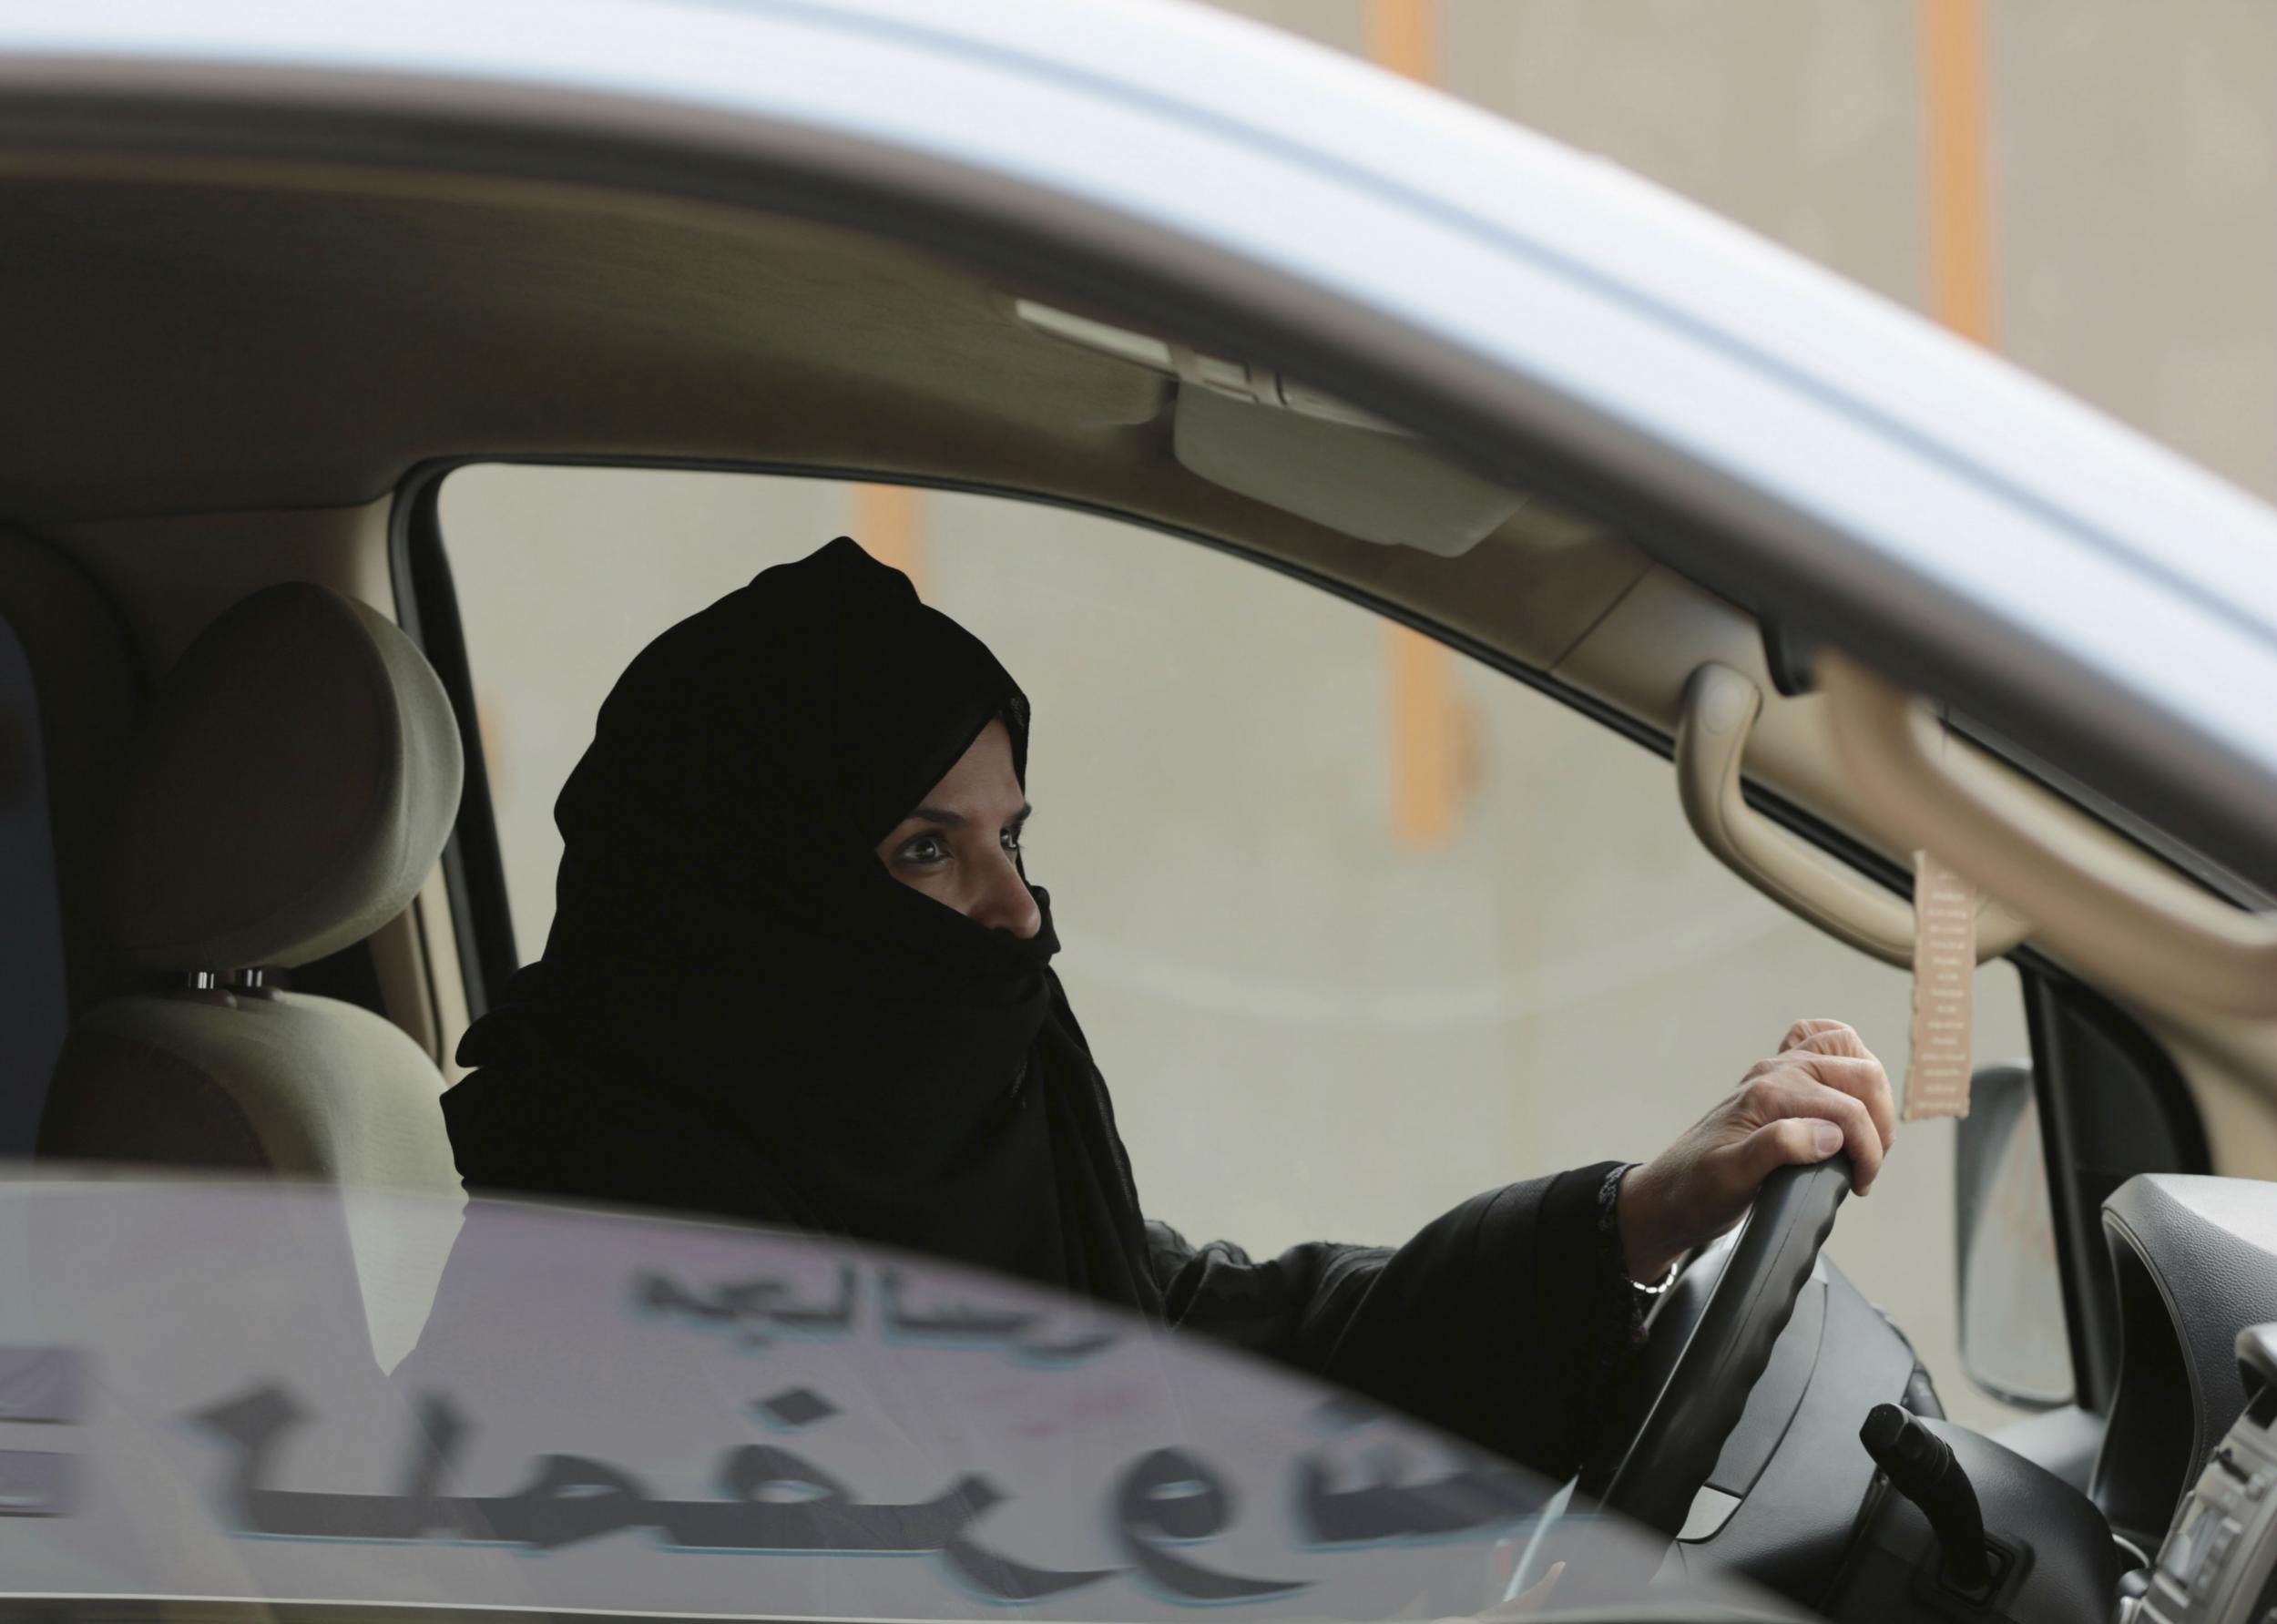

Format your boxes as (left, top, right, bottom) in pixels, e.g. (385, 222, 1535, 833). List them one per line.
(1616, 1019, 1896, 1283)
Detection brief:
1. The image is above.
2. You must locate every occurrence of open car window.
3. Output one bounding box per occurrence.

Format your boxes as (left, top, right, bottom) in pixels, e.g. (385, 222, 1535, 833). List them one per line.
(0, 1176, 1782, 1620)
(437, 463, 2047, 1430)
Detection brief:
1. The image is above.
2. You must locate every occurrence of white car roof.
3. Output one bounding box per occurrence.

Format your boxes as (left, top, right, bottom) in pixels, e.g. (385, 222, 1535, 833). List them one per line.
(5, 0, 2277, 880)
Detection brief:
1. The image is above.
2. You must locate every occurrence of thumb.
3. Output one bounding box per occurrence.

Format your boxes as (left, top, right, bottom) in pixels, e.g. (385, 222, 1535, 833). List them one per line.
(1730, 1116, 1845, 1187)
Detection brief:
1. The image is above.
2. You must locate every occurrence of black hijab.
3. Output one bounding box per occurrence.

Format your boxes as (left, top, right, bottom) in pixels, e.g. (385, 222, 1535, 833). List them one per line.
(444, 537, 1164, 1312)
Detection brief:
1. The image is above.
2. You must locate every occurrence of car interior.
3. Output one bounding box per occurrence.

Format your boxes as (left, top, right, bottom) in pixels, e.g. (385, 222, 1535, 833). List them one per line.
(6, 154, 2277, 1622)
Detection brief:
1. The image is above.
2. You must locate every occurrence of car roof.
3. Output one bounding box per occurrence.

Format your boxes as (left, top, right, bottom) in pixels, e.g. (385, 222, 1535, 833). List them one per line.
(5, 0, 2277, 887)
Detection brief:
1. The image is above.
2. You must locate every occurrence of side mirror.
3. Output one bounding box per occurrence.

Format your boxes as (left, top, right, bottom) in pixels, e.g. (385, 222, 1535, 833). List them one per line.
(1955, 1063, 2074, 1411)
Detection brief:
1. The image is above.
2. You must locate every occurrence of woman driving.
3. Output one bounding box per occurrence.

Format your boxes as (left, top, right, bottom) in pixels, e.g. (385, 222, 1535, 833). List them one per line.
(442, 536, 1896, 1479)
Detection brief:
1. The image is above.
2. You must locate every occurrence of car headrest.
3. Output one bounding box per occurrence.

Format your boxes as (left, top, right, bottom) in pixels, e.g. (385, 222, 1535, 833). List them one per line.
(110, 583, 465, 973)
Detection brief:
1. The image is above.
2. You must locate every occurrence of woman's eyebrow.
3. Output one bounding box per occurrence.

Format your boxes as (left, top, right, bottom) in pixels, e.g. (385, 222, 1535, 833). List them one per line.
(906, 802, 1034, 828)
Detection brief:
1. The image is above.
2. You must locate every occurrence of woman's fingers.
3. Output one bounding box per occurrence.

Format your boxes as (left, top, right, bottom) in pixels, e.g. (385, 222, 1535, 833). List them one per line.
(1734, 1070, 1886, 1190)
(1744, 1048, 1896, 1152)
(1796, 1052, 1897, 1152)
(1624, 1020, 1901, 1265)
(1782, 1017, 1865, 1056)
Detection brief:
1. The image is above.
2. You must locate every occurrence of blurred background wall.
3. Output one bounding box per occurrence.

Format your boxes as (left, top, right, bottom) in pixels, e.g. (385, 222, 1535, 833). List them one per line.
(1227, 0, 2277, 511)
(444, 1, 2275, 1437)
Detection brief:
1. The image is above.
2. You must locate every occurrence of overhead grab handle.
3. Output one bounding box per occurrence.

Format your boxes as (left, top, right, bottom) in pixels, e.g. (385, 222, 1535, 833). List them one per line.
(1818, 652, 2277, 1019)
(1676, 662, 2030, 969)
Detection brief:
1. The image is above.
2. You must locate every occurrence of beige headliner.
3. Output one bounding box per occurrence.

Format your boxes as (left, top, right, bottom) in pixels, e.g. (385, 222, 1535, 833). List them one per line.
(0, 159, 1646, 673)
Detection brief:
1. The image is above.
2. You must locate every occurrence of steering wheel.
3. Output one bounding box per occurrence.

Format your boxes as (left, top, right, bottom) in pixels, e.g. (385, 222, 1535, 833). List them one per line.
(1584, 1156, 1853, 1538)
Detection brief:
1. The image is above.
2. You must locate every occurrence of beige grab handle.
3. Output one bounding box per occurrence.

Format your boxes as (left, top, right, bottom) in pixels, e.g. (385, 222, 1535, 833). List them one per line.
(1676, 662, 2029, 968)
(1818, 651, 2277, 1017)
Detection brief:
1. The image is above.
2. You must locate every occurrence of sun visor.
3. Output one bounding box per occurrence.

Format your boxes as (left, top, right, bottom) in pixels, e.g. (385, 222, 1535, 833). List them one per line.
(1171, 383, 1524, 557)
(1009, 297, 1522, 557)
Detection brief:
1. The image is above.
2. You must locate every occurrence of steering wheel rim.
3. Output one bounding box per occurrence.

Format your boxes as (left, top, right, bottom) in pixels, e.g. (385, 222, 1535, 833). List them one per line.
(1592, 1155, 1853, 1537)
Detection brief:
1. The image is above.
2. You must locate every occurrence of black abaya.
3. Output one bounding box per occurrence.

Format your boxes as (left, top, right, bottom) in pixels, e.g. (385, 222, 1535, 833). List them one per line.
(443, 537, 1639, 1479)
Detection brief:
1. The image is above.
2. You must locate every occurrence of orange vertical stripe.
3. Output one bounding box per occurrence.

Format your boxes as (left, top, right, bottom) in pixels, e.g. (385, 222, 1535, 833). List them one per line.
(1367, 0, 1435, 84)
(1920, 0, 1997, 344)
(1387, 619, 1465, 847)
(852, 483, 928, 599)
(1368, 0, 1464, 849)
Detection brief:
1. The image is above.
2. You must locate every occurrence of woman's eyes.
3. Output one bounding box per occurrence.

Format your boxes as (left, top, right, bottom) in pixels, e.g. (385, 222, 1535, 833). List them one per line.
(894, 825, 1024, 866)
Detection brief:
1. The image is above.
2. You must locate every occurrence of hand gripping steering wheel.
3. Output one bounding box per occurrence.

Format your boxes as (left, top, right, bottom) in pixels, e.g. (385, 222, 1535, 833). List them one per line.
(1587, 1156, 1853, 1537)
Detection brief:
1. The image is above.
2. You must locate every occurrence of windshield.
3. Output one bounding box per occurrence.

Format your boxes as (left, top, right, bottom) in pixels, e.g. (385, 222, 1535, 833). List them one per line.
(0, 1177, 1784, 1621)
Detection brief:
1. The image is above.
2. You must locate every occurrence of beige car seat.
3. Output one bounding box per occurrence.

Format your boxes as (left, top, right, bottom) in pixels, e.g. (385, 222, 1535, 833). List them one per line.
(38, 582, 465, 1192)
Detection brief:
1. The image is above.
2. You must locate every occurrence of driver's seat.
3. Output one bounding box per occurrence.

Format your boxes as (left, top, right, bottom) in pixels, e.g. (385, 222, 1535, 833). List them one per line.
(37, 582, 465, 1190)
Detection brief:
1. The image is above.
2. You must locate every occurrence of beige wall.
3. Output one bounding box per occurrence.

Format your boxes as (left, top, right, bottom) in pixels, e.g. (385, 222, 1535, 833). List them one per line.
(1217, 0, 2277, 506)
(443, 2, 2272, 1441)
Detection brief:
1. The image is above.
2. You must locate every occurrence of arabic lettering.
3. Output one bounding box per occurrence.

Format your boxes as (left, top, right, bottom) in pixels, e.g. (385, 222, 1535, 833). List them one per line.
(195, 1385, 482, 1541)
(880, 1270, 1119, 1363)
(1115, 1448, 1302, 1601)
(636, 1265, 1116, 1364)
(188, 1383, 1244, 1601)
(189, 1380, 1532, 1604)
(634, 1268, 855, 1349)
(195, 1384, 1036, 1560)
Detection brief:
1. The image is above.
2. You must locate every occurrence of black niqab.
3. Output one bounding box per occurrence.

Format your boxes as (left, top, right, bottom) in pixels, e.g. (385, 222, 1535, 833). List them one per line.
(443, 536, 1651, 1484)
(444, 537, 1162, 1310)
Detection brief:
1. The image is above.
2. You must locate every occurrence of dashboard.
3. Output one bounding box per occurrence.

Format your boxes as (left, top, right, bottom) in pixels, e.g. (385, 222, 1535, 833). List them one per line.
(1639, 1173, 2277, 1622)
(2097, 1176, 2277, 1621)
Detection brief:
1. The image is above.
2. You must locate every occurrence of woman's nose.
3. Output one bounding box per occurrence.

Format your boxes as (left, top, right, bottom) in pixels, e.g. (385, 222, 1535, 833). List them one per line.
(971, 852, 1042, 939)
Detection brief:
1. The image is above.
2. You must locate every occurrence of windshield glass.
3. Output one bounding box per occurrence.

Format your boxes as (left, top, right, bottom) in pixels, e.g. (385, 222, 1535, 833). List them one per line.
(0, 1178, 1780, 1620)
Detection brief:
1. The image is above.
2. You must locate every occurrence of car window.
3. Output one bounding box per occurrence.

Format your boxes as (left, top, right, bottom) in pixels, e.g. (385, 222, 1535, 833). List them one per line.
(441, 462, 2042, 1429)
